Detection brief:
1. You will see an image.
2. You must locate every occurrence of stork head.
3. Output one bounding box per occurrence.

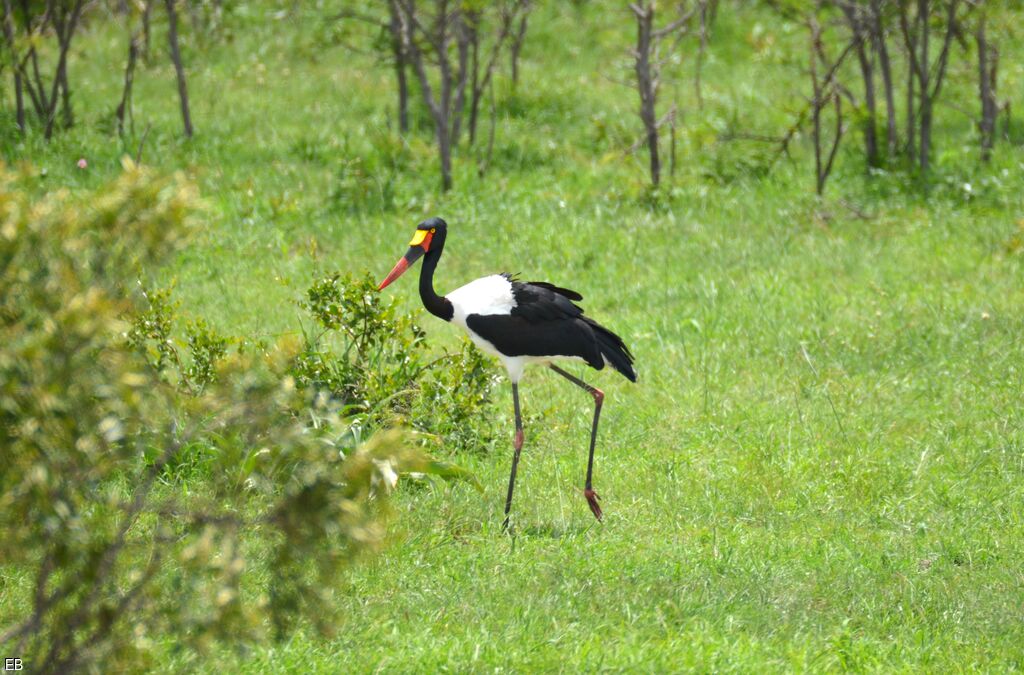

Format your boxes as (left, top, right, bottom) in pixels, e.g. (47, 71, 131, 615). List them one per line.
(377, 217, 447, 291)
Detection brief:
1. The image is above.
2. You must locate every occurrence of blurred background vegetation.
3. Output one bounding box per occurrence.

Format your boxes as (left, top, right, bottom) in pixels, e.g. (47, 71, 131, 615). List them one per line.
(1, 0, 1023, 671)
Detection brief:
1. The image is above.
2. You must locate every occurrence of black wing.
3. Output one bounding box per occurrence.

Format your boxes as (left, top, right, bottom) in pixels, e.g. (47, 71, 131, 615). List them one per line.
(465, 280, 637, 381)
(498, 274, 583, 302)
(510, 279, 586, 322)
(523, 281, 583, 302)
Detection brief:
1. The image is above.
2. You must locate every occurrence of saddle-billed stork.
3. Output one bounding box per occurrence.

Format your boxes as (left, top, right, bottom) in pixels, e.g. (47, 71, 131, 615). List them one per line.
(377, 217, 636, 526)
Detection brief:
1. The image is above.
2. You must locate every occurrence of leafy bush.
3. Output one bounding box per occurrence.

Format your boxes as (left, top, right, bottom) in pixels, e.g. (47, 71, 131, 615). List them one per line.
(0, 162, 479, 673)
(294, 271, 501, 454)
(126, 285, 233, 394)
(414, 340, 499, 453)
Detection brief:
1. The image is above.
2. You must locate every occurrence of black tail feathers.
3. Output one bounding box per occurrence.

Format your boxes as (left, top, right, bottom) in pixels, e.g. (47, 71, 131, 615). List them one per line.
(587, 318, 637, 382)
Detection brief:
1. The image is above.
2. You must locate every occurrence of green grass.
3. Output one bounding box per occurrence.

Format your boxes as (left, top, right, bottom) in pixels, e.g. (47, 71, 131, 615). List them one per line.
(4, 1, 1024, 671)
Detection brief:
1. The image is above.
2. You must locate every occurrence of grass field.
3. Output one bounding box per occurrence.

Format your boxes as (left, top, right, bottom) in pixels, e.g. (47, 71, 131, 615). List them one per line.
(4, 1, 1024, 671)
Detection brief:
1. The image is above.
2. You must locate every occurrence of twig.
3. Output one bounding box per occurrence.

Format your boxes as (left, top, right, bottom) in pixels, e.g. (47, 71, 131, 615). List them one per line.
(837, 198, 872, 220)
(625, 105, 677, 156)
(135, 123, 152, 164)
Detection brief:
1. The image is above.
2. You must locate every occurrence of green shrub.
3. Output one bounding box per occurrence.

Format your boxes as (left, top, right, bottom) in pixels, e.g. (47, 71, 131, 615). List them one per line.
(294, 271, 501, 454)
(127, 287, 233, 396)
(0, 162, 479, 673)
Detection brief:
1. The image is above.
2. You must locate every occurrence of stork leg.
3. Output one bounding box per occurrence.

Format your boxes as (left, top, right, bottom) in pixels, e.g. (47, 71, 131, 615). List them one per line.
(549, 365, 604, 521)
(502, 382, 525, 531)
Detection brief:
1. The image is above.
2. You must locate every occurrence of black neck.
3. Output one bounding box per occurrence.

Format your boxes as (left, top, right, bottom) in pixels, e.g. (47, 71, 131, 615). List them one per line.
(419, 240, 454, 321)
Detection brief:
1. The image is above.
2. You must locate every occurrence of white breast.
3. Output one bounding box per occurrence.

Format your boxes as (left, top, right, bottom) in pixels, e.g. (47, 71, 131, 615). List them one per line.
(446, 274, 516, 329)
(443, 274, 583, 383)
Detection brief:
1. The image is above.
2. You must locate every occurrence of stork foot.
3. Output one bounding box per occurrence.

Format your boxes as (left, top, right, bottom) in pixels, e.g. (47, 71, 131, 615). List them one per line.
(584, 488, 603, 522)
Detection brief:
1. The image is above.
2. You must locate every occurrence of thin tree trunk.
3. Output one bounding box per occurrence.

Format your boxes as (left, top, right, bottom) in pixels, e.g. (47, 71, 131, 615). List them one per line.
(116, 35, 139, 137)
(509, 1, 529, 89)
(695, 0, 708, 109)
(843, 3, 879, 167)
(142, 1, 152, 60)
(395, 50, 409, 135)
(464, 8, 483, 146)
(58, 58, 72, 128)
(28, 47, 47, 117)
(807, 10, 845, 197)
(21, 0, 49, 119)
(437, 0, 454, 189)
(1, 0, 24, 132)
(900, 1, 917, 162)
(437, 115, 452, 191)
(645, 121, 660, 187)
(905, 65, 915, 160)
(856, 42, 878, 167)
(13, 68, 25, 132)
(976, 11, 994, 159)
(19, 53, 44, 119)
(477, 78, 497, 178)
(988, 44, 999, 147)
(165, 0, 194, 137)
(635, 5, 659, 186)
(870, 0, 897, 156)
(50, 5, 71, 129)
(469, 77, 482, 145)
(669, 108, 677, 177)
(44, 0, 84, 140)
(811, 18, 823, 195)
(629, 1, 695, 187)
(917, 0, 930, 174)
(387, 1, 408, 133)
(468, 2, 519, 145)
(485, 76, 497, 169)
(823, 94, 844, 194)
(467, 11, 481, 145)
(397, 0, 454, 190)
(449, 9, 470, 147)
(918, 0, 958, 174)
